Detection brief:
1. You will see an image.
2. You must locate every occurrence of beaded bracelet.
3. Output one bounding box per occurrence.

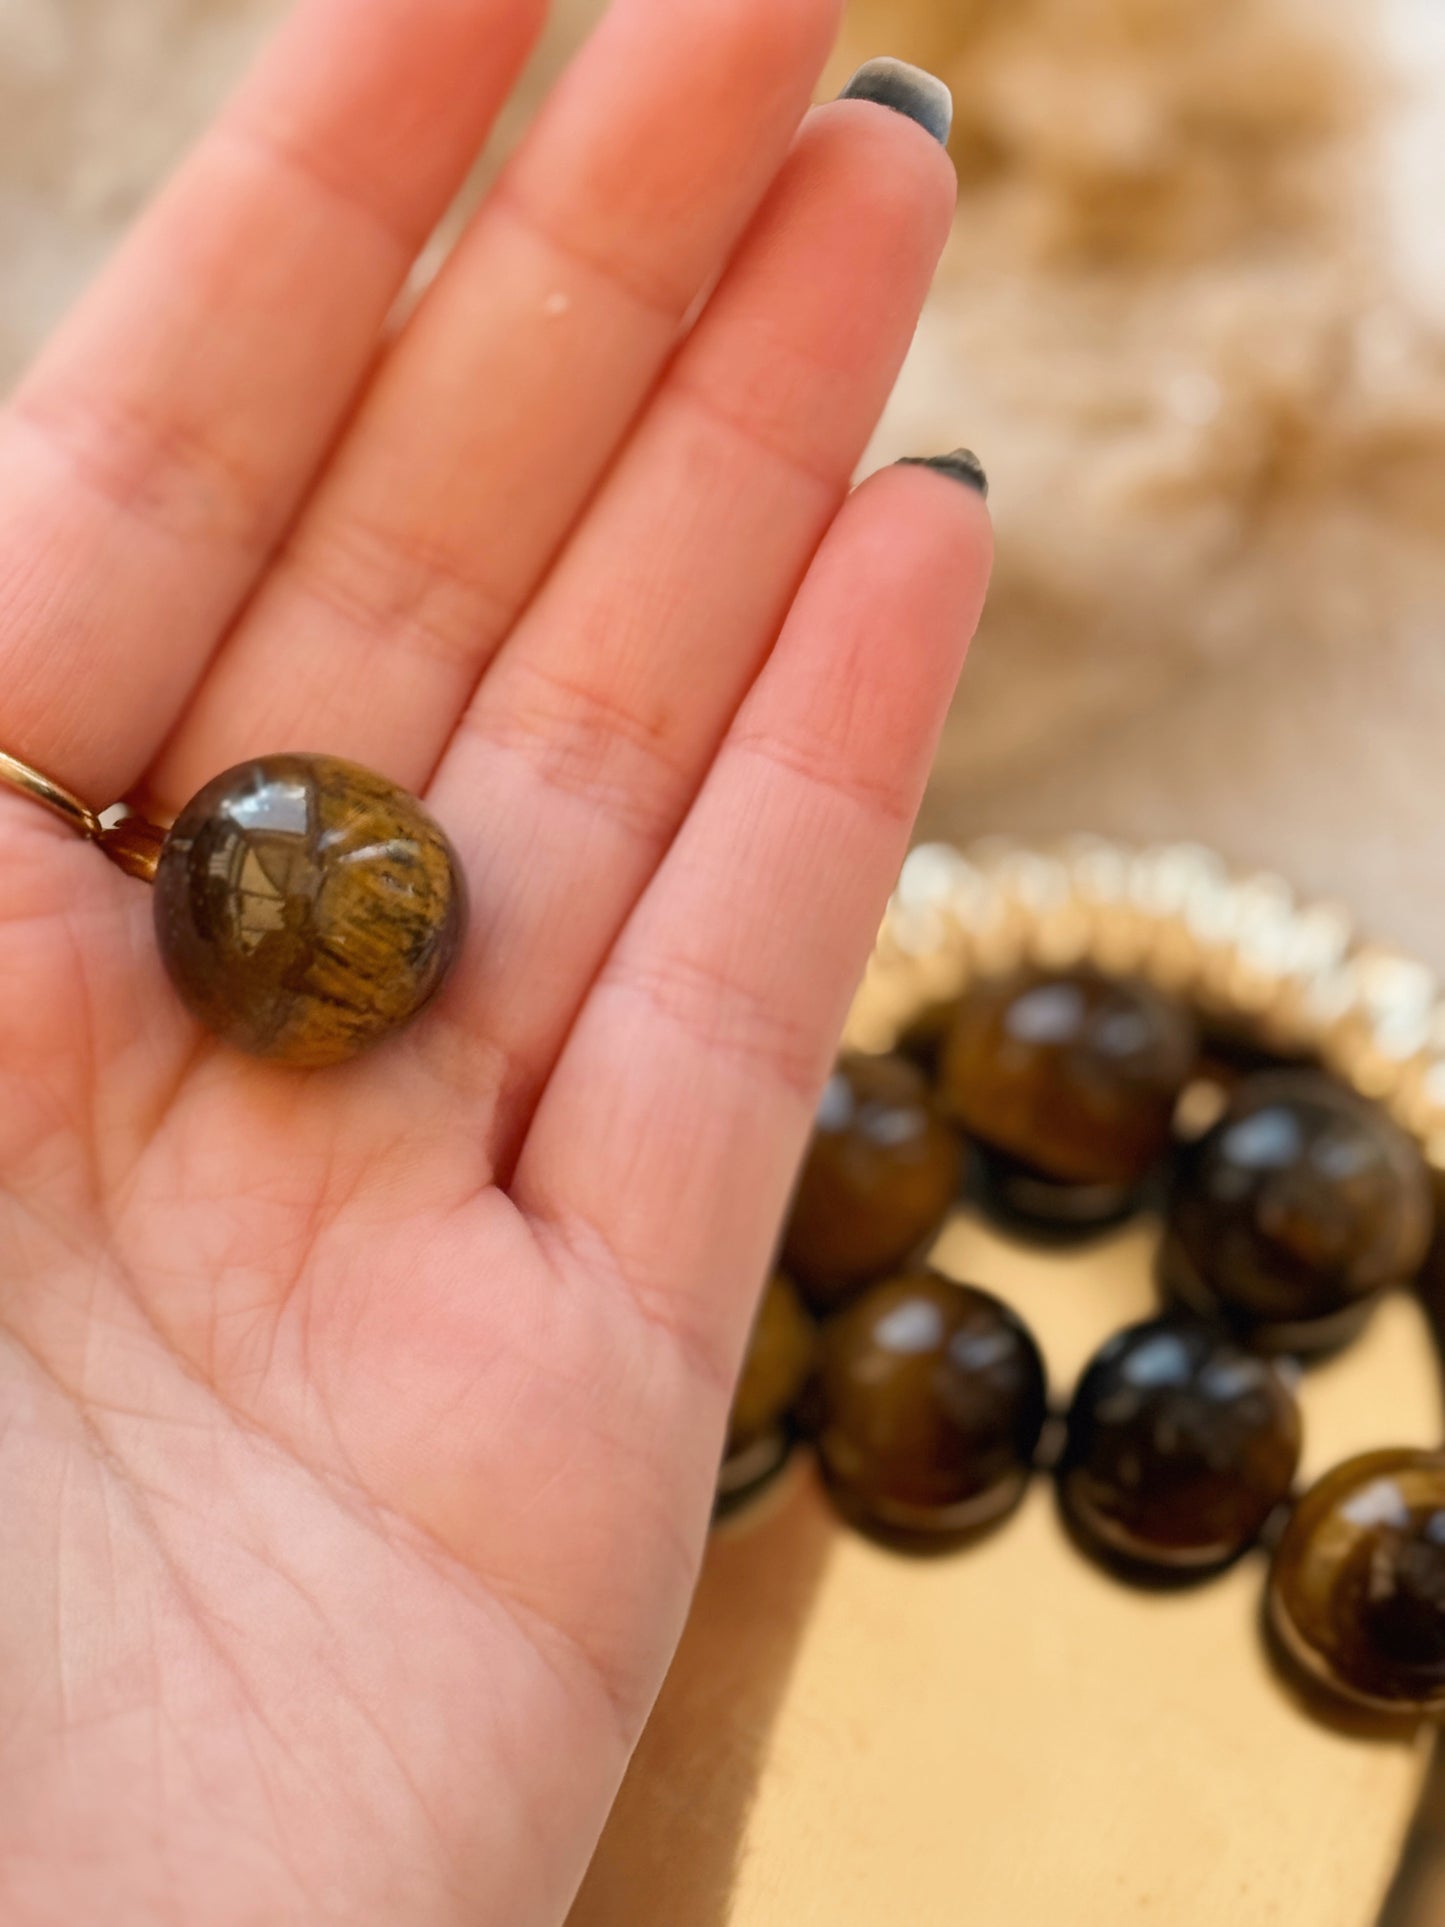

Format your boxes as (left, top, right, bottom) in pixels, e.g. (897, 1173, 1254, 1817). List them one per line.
(719, 839, 1445, 1726)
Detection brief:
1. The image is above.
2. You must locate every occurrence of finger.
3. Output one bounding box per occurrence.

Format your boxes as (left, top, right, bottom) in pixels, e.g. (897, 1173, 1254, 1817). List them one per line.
(425, 96, 957, 1142)
(512, 462, 991, 1387)
(149, 0, 844, 810)
(0, 0, 544, 803)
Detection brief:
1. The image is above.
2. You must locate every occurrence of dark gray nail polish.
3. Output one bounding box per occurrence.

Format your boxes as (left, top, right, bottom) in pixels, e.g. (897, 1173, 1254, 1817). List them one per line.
(898, 449, 988, 499)
(839, 57, 954, 147)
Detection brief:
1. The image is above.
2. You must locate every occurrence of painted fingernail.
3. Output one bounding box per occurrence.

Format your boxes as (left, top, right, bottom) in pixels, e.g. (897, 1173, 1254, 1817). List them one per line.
(897, 449, 989, 499)
(839, 57, 954, 147)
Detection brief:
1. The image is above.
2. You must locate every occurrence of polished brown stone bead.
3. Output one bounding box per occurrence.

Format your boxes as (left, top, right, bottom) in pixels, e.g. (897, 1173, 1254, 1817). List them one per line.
(1059, 1316, 1300, 1579)
(1165, 1070, 1433, 1352)
(939, 970, 1197, 1231)
(1269, 1449, 1445, 1716)
(154, 754, 467, 1067)
(782, 1054, 963, 1312)
(816, 1272, 1047, 1537)
(719, 1276, 817, 1510)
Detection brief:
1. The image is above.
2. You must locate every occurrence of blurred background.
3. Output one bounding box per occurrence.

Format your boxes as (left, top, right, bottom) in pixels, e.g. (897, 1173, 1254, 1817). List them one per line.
(4, 0, 1445, 957)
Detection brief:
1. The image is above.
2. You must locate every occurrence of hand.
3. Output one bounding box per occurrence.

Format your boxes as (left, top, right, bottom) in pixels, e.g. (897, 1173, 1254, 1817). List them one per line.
(0, 2, 989, 1919)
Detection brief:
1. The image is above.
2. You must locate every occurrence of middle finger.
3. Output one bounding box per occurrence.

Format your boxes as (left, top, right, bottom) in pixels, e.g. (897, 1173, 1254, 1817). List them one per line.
(150, 0, 843, 811)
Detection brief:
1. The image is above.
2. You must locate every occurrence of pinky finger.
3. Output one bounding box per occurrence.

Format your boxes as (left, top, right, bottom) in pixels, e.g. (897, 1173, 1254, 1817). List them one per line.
(513, 457, 992, 1387)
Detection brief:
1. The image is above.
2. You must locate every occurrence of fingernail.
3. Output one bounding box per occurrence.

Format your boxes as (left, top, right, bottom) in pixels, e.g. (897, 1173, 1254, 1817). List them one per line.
(897, 449, 989, 499)
(838, 57, 954, 147)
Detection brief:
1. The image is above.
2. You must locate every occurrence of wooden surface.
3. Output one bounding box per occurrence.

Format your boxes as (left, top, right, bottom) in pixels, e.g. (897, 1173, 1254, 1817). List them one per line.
(572, 1214, 1442, 1927)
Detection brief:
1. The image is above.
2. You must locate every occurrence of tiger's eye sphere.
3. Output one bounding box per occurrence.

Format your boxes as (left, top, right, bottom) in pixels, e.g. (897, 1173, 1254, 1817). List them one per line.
(939, 970, 1197, 1231)
(1269, 1450, 1445, 1715)
(1165, 1071, 1433, 1352)
(782, 1054, 963, 1312)
(1059, 1316, 1300, 1578)
(154, 754, 467, 1067)
(817, 1273, 1047, 1537)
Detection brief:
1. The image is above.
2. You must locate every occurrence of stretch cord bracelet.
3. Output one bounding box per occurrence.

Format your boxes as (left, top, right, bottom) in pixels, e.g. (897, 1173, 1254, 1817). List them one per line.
(720, 838, 1445, 1726)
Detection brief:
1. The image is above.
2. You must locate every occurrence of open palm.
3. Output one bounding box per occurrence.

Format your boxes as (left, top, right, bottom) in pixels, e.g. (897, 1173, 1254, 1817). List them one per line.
(0, 1, 989, 1920)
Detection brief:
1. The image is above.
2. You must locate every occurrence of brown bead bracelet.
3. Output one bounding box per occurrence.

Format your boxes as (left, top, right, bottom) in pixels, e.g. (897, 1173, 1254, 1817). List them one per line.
(720, 839, 1445, 1727)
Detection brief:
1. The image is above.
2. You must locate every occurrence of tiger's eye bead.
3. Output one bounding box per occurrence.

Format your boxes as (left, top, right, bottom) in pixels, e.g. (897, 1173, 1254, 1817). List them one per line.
(1060, 1316, 1300, 1579)
(817, 1273, 1047, 1537)
(1164, 1071, 1433, 1353)
(1269, 1450, 1445, 1716)
(154, 754, 467, 1067)
(782, 1054, 963, 1313)
(719, 1276, 817, 1509)
(939, 970, 1197, 1233)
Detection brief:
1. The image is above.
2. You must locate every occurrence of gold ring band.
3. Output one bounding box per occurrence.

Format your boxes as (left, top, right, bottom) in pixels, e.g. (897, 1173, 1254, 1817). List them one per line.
(0, 748, 103, 839)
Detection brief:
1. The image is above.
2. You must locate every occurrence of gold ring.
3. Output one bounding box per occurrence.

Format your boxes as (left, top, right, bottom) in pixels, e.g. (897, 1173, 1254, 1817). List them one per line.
(0, 748, 102, 839)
